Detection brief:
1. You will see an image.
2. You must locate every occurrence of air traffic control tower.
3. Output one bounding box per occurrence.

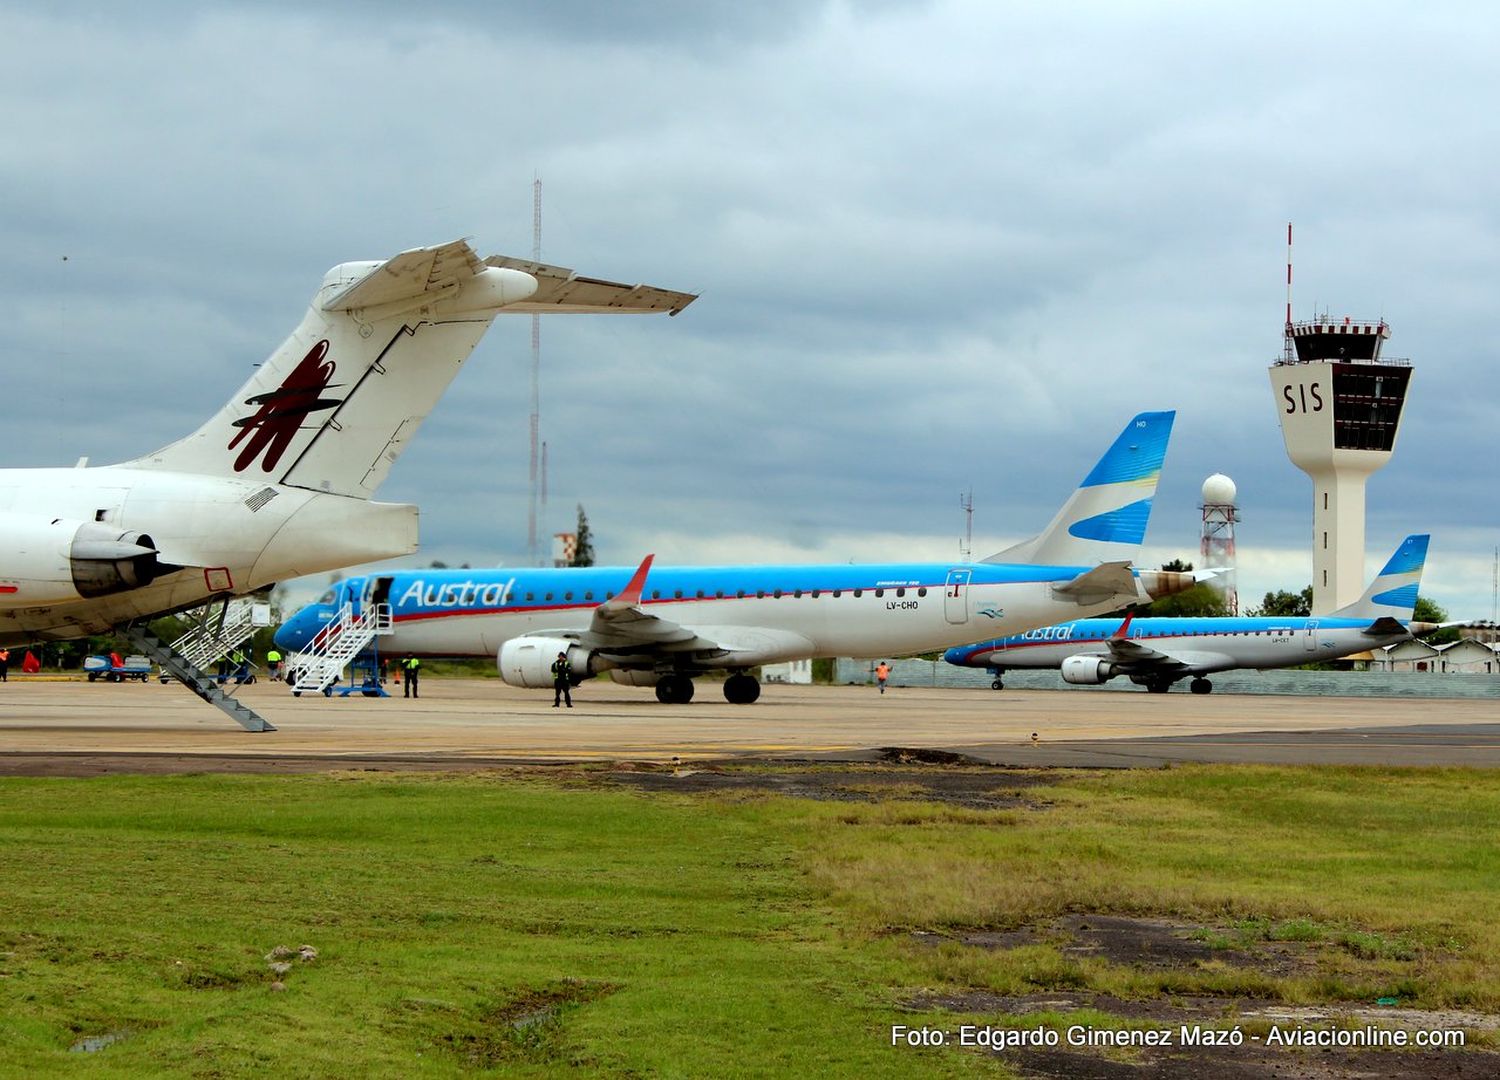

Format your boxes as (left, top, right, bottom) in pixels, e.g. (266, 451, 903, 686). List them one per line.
(1270, 314, 1412, 614)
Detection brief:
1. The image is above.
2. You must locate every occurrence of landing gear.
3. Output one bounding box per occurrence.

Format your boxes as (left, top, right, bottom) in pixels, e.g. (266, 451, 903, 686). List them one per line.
(1189, 677, 1213, 695)
(655, 674, 695, 704)
(990, 675, 1005, 690)
(723, 673, 761, 704)
(1145, 679, 1172, 694)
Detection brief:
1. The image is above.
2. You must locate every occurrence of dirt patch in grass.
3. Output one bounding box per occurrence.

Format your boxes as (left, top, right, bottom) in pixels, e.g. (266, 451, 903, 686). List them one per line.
(914, 914, 1319, 977)
(604, 761, 1061, 808)
(400, 979, 619, 1068)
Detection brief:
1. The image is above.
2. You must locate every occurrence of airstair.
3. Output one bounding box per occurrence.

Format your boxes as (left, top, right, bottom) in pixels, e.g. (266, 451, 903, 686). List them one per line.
(166, 598, 272, 681)
(288, 602, 393, 696)
(121, 624, 276, 733)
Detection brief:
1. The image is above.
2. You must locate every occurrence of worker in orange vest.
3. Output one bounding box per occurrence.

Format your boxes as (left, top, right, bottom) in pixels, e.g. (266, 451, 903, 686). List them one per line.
(875, 660, 890, 694)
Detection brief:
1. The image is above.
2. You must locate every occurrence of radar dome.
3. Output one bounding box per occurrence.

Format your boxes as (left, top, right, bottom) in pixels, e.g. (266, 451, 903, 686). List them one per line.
(1202, 473, 1237, 506)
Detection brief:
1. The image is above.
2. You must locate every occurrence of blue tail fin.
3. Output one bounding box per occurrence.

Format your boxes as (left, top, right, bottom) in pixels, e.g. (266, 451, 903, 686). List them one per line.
(1332, 534, 1430, 621)
(986, 411, 1175, 566)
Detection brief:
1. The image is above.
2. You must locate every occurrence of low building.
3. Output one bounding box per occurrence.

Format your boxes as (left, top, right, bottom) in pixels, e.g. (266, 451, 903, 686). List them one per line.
(1368, 639, 1441, 673)
(1435, 639, 1500, 674)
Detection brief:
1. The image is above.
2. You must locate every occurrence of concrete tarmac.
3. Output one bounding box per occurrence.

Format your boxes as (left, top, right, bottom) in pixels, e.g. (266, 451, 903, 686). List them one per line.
(3, 677, 1499, 774)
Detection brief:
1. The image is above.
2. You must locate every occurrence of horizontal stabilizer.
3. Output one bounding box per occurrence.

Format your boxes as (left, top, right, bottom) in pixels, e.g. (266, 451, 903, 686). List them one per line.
(484, 256, 697, 315)
(1362, 616, 1410, 638)
(1052, 560, 1136, 599)
(322, 240, 488, 312)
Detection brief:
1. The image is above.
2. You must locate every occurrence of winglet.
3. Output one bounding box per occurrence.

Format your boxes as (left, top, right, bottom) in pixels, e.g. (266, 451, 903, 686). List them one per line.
(608, 554, 655, 609)
(1112, 610, 1136, 639)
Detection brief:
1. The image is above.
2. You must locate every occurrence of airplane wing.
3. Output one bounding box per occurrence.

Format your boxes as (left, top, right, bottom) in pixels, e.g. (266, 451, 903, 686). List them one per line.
(322, 239, 485, 311)
(578, 556, 723, 655)
(1103, 637, 1184, 668)
(483, 255, 697, 315)
(521, 555, 793, 665)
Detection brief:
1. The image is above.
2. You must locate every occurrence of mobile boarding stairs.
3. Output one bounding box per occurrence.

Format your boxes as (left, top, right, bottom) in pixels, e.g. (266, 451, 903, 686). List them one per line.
(287, 601, 394, 697)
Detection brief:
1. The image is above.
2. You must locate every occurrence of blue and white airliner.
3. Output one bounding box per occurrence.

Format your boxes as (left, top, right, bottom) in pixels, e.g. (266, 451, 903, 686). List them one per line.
(944, 534, 1430, 694)
(275, 411, 1210, 704)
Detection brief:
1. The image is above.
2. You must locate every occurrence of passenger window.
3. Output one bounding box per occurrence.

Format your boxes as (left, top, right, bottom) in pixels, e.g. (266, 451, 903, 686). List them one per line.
(853, 589, 863, 598)
(875, 589, 884, 598)
(918, 587, 927, 597)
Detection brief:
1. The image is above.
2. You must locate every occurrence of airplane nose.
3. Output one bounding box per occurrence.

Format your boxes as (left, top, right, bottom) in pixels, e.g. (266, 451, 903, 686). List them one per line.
(272, 619, 302, 652)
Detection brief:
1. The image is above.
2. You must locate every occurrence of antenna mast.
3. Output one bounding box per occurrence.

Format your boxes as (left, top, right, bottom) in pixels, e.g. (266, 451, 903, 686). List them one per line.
(959, 489, 974, 562)
(527, 177, 543, 565)
(1283, 221, 1295, 363)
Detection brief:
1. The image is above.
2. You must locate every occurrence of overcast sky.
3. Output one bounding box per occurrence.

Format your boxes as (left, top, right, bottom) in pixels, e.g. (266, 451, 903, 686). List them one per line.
(3, 1, 1496, 618)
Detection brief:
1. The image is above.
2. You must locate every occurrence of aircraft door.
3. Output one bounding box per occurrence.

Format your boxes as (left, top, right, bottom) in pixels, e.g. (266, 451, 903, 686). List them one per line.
(1303, 620, 1319, 651)
(944, 570, 971, 625)
(370, 576, 394, 610)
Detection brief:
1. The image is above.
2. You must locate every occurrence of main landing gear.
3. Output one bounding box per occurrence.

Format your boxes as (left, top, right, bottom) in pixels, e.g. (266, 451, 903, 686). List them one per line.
(655, 674, 695, 704)
(1145, 679, 1173, 694)
(651, 673, 763, 704)
(723, 672, 761, 704)
(1189, 677, 1213, 695)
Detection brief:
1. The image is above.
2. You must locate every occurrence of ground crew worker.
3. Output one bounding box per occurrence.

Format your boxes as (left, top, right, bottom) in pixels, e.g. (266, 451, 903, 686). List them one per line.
(0, 647, 9, 682)
(402, 655, 420, 699)
(875, 660, 891, 694)
(551, 651, 573, 708)
(266, 648, 282, 681)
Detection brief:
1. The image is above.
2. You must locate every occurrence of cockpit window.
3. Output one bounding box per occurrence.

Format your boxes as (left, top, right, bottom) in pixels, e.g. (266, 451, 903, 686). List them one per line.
(317, 589, 337, 604)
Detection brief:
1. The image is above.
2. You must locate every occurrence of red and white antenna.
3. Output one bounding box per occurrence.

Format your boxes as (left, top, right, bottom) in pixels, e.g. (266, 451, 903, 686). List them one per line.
(1282, 221, 1295, 363)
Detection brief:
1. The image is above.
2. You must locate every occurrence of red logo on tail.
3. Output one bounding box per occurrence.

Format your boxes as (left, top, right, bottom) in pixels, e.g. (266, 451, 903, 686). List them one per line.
(228, 340, 341, 473)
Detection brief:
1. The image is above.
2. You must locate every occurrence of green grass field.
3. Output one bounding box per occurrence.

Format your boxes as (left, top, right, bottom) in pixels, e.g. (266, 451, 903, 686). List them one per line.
(2, 765, 1497, 1076)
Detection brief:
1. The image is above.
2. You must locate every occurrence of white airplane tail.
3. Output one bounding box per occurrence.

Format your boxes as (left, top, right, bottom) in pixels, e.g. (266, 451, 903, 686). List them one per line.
(986, 411, 1175, 566)
(123, 240, 695, 499)
(1332, 534, 1430, 623)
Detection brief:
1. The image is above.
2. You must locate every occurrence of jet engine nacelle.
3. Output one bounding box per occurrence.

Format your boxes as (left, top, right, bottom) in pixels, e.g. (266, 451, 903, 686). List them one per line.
(1060, 655, 1118, 685)
(496, 637, 601, 689)
(2, 514, 169, 603)
(608, 669, 660, 687)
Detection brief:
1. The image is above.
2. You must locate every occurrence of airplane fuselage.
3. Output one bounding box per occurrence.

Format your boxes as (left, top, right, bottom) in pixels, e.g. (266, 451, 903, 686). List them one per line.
(280, 562, 1161, 666)
(946, 615, 1410, 678)
(0, 465, 415, 643)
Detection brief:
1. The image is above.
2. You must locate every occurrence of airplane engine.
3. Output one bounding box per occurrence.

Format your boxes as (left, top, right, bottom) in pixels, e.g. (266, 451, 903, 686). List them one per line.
(608, 669, 660, 687)
(496, 637, 601, 689)
(2, 514, 170, 603)
(1060, 655, 1118, 685)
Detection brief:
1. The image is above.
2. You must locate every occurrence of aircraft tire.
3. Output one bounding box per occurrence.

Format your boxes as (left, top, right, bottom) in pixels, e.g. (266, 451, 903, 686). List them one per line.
(724, 673, 760, 704)
(990, 677, 1004, 690)
(1189, 678, 1212, 695)
(658, 675, 695, 705)
(1146, 680, 1171, 694)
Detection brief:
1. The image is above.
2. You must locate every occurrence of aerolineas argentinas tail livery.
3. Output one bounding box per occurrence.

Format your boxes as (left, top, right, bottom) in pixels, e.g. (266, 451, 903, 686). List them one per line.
(945, 534, 1431, 694)
(275, 411, 1207, 704)
(0, 240, 695, 645)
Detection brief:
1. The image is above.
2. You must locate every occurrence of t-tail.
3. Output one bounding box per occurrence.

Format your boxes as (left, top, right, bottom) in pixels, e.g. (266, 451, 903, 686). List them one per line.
(985, 411, 1175, 566)
(121, 240, 695, 498)
(1332, 534, 1430, 627)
